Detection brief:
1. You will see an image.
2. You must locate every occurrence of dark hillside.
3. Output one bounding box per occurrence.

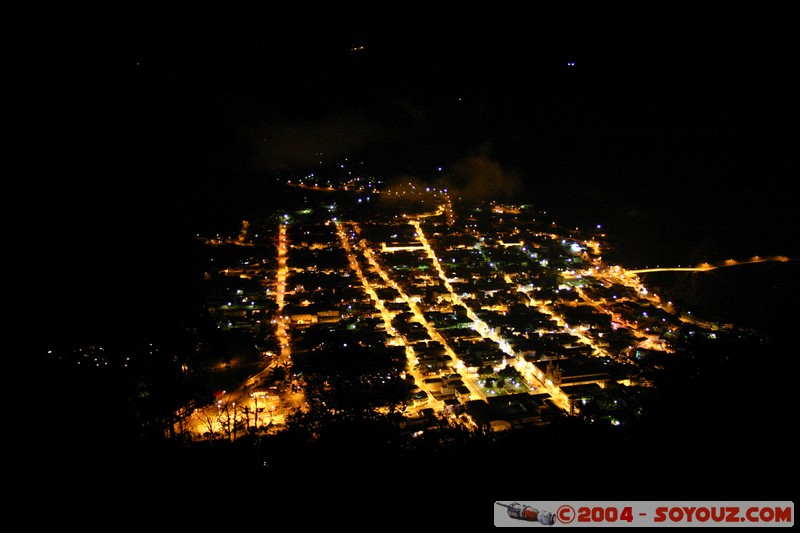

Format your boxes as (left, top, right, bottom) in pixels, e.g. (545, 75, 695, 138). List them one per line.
(640, 260, 799, 345)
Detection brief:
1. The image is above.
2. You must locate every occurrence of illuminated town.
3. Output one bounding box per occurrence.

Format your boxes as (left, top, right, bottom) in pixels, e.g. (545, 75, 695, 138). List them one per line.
(109, 164, 782, 444)
(18, 3, 797, 527)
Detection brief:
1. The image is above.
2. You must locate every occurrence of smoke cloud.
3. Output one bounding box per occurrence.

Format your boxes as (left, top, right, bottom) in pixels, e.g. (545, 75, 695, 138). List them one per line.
(435, 150, 524, 204)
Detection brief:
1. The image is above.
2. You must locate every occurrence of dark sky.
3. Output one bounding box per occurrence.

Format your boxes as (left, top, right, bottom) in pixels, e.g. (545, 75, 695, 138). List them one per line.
(14, 2, 798, 345)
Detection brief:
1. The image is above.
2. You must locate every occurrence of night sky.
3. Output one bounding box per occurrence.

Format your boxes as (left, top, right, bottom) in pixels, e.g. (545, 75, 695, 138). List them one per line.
(17, 4, 796, 327)
(10, 2, 798, 526)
